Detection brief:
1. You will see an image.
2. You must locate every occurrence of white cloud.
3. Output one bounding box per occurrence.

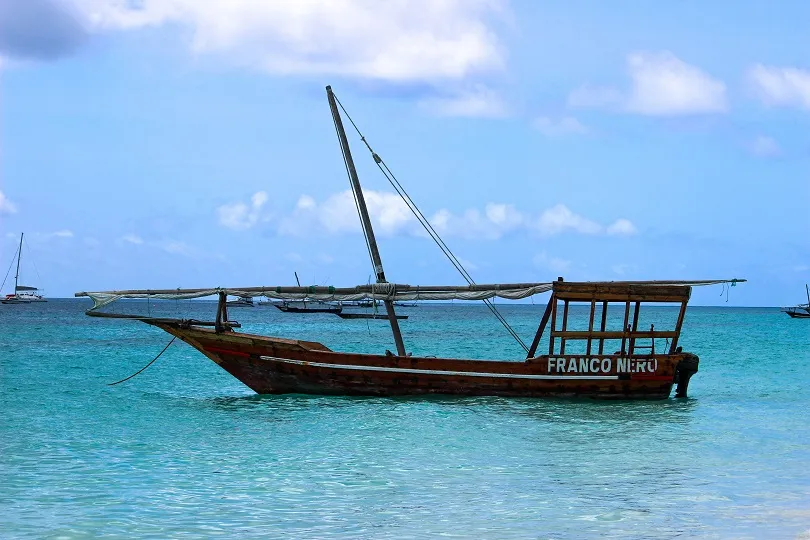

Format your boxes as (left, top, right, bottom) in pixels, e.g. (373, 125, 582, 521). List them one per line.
(0, 190, 17, 215)
(430, 203, 526, 239)
(278, 191, 638, 240)
(161, 240, 195, 256)
(533, 252, 571, 273)
(72, 0, 505, 84)
(569, 51, 727, 116)
(748, 135, 781, 158)
(536, 204, 601, 236)
(217, 191, 269, 230)
(611, 263, 637, 276)
(533, 116, 589, 136)
(121, 234, 144, 244)
(606, 218, 637, 236)
(748, 64, 810, 110)
(419, 85, 509, 118)
(28, 230, 74, 240)
(279, 190, 415, 236)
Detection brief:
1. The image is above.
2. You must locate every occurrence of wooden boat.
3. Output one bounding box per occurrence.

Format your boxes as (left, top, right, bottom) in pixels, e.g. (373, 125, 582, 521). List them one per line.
(273, 272, 344, 314)
(2, 233, 47, 304)
(782, 285, 810, 318)
(275, 301, 343, 315)
(75, 86, 745, 399)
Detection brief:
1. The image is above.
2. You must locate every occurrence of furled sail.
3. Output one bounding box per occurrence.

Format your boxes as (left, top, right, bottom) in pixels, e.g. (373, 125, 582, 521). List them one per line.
(76, 283, 555, 310)
(15, 285, 38, 291)
(75, 279, 743, 312)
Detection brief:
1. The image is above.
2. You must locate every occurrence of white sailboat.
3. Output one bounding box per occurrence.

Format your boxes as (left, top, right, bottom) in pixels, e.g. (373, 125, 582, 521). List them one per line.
(2, 233, 47, 304)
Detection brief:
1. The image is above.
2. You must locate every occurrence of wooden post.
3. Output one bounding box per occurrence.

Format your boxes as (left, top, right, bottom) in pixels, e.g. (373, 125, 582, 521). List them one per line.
(598, 301, 608, 355)
(628, 301, 640, 356)
(620, 301, 630, 354)
(527, 298, 553, 359)
(548, 298, 558, 355)
(326, 86, 406, 356)
(560, 300, 569, 355)
(586, 299, 596, 355)
(216, 291, 226, 332)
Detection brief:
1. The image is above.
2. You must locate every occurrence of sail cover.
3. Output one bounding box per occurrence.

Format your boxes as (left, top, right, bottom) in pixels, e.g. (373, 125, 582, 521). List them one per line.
(16, 285, 39, 291)
(75, 279, 744, 311)
(77, 283, 555, 310)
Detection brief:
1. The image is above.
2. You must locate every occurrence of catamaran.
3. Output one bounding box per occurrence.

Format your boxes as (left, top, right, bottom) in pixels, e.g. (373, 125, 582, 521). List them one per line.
(2, 233, 47, 304)
(782, 285, 810, 319)
(76, 86, 744, 399)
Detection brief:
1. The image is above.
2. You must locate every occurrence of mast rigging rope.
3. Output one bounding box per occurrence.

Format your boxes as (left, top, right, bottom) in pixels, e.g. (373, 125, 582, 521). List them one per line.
(334, 94, 529, 353)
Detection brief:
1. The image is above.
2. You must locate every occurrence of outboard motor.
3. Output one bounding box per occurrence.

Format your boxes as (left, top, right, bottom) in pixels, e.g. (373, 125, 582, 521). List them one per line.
(674, 352, 699, 398)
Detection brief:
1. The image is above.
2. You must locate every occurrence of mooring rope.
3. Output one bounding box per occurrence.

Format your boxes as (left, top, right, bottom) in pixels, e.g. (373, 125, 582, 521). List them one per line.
(334, 94, 529, 353)
(108, 336, 176, 386)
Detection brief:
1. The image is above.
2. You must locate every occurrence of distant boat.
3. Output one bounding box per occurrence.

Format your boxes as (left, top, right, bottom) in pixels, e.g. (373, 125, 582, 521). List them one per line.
(273, 272, 343, 314)
(275, 300, 343, 315)
(782, 285, 810, 319)
(226, 295, 255, 307)
(2, 233, 46, 304)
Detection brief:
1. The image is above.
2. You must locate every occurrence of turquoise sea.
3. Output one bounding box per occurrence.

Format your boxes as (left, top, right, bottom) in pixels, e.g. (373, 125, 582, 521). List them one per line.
(2, 300, 809, 538)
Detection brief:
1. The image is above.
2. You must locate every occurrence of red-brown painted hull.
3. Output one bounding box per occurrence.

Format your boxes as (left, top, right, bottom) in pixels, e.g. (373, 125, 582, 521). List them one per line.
(155, 322, 685, 399)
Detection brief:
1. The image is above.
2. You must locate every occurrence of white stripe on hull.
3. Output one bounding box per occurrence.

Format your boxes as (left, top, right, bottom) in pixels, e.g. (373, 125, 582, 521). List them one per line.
(259, 356, 621, 381)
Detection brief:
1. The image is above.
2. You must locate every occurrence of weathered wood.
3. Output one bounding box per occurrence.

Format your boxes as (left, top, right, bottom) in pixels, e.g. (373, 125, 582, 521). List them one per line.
(598, 301, 608, 355)
(560, 299, 570, 354)
(548, 296, 558, 355)
(551, 330, 678, 339)
(552, 281, 692, 302)
(527, 299, 553, 359)
(621, 301, 631, 354)
(327, 85, 406, 357)
(586, 299, 596, 355)
(629, 301, 641, 356)
(148, 320, 684, 399)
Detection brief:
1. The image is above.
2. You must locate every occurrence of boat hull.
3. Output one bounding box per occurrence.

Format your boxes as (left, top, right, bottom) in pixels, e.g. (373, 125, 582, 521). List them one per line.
(153, 322, 687, 399)
(275, 304, 342, 314)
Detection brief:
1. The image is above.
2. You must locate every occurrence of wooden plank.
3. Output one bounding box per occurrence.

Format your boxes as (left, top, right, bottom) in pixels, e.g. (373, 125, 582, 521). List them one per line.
(548, 296, 558, 355)
(629, 301, 641, 356)
(527, 299, 553, 358)
(552, 291, 689, 303)
(586, 299, 596, 355)
(552, 282, 691, 302)
(560, 300, 569, 355)
(551, 330, 678, 339)
(598, 300, 608, 355)
(621, 301, 630, 354)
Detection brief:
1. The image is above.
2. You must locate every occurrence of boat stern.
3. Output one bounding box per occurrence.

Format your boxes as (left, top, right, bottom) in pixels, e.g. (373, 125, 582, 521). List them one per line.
(674, 352, 699, 398)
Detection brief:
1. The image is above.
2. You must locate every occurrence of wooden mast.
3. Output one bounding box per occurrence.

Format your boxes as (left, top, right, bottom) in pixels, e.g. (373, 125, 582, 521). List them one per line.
(14, 233, 23, 295)
(326, 85, 406, 356)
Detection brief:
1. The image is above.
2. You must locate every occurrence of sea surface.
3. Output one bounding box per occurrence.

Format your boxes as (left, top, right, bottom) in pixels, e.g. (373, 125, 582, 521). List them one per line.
(1, 299, 809, 539)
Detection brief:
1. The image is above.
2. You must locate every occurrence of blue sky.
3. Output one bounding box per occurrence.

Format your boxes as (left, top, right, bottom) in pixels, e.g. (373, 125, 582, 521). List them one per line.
(0, 0, 807, 306)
